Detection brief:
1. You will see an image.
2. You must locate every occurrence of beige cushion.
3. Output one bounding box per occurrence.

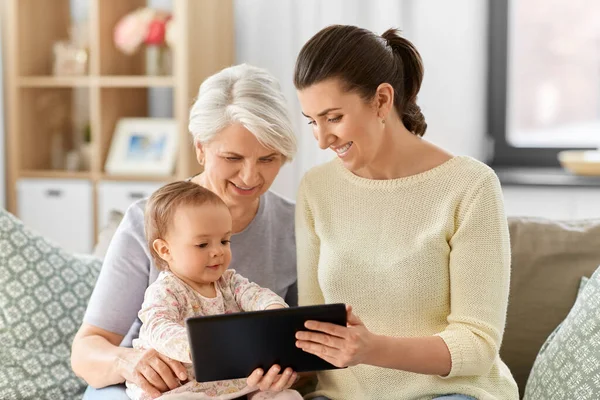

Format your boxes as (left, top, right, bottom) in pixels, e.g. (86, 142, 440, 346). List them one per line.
(502, 217, 600, 397)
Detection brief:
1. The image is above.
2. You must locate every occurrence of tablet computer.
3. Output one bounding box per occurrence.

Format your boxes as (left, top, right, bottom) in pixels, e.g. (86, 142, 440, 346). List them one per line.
(185, 303, 347, 383)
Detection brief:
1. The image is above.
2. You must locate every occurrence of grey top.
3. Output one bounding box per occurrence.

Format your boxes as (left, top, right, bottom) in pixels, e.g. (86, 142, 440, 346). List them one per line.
(84, 190, 297, 347)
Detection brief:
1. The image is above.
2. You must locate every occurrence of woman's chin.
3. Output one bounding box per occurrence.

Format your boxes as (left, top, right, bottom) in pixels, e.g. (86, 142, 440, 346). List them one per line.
(342, 157, 361, 173)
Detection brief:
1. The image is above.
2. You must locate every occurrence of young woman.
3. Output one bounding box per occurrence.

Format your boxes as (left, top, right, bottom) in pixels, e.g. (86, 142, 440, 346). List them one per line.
(293, 25, 519, 400)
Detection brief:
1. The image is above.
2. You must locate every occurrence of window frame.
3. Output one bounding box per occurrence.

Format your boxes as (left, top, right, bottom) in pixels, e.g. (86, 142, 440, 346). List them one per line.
(487, 0, 596, 167)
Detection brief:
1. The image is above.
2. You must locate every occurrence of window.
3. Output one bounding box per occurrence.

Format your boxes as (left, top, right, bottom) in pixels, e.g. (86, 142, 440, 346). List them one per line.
(488, 0, 600, 166)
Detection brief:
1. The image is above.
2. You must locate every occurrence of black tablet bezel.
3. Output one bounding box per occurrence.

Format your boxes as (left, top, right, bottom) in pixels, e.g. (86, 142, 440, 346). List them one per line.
(185, 303, 347, 383)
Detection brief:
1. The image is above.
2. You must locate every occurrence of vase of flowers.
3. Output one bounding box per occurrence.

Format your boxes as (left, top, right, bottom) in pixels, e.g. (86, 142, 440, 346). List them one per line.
(114, 8, 175, 76)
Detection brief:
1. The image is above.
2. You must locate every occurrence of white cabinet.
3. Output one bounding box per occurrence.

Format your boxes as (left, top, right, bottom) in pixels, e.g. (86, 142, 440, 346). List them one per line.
(17, 178, 93, 254)
(502, 185, 600, 220)
(97, 181, 163, 229)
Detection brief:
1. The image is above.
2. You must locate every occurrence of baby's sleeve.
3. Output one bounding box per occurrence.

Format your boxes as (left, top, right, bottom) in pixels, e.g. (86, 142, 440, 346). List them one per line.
(226, 270, 288, 312)
(138, 280, 192, 363)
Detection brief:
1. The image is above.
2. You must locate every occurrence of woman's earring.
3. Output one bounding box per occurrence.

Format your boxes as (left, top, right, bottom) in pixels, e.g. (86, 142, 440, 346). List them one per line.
(381, 119, 385, 125)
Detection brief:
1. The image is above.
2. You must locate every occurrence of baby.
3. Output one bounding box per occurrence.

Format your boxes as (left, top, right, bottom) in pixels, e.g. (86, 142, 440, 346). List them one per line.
(126, 181, 302, 400)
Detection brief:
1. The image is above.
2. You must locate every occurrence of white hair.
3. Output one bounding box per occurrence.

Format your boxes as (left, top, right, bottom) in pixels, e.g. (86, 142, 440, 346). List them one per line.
(188, 64, 297, 162)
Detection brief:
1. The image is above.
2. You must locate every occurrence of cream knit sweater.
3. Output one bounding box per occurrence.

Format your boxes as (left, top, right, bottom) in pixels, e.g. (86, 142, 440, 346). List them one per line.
(296, 156, 519, 400)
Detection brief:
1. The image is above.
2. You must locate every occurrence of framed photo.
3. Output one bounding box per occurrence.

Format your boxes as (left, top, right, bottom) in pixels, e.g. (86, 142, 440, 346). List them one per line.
(105, 118, 178, 176)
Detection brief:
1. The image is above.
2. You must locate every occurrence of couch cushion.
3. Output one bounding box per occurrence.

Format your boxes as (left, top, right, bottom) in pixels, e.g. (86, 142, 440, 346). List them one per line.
(523, 265, 600, 399)
(525, 275, 589, 377)
(502, 217, 600, 397)
(0, 208, 101, 399)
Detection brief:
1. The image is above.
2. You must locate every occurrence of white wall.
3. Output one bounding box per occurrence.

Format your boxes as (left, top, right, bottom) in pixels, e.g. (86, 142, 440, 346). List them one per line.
(408, 0, 490, 161)
(234, 0, 490, 200)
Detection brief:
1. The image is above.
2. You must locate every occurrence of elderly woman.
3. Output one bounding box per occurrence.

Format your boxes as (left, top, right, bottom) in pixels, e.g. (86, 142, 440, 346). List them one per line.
(72, 64, 298, 400)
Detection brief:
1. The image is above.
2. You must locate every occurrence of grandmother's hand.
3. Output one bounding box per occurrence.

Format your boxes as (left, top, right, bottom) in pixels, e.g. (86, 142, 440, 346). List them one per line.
(295, 305, 375, 368)
(116, 347, 188, 399)
(247, 364, 298, 392)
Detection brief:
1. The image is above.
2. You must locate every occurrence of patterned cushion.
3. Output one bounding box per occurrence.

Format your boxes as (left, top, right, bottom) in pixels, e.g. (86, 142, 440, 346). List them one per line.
(524, 267, 600, 399)
(0, 208, 101, 399)
(579, 276, 590, 293)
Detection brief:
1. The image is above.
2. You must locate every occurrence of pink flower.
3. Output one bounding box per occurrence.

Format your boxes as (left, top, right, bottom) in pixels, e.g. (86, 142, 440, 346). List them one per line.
(113, 8, 156, 55)
(145, 19, 166, 45)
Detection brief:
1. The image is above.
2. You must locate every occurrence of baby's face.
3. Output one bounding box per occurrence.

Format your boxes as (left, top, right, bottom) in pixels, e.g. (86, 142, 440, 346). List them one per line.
(166, 203, 233, 285)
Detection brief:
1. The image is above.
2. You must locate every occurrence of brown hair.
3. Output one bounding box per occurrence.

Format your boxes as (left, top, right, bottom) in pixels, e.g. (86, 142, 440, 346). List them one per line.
(144, 181, 228, 270)
(294, 25, 427, 137)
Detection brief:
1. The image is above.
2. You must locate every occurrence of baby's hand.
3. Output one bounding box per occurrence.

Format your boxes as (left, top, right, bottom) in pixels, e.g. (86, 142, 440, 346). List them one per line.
(265, 304, 286, 310)
(247, 365, 298, 392)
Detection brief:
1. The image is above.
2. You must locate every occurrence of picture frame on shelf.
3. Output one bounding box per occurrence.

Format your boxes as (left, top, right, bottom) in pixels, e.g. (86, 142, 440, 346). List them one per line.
(105, 118, 178, 176)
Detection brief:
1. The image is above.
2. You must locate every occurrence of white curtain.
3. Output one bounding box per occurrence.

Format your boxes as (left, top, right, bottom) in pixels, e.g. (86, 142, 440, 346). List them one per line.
(235, 0, 489, 200)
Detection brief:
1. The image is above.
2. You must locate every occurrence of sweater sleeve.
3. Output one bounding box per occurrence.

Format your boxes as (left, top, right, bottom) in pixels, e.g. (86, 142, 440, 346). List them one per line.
(435, 171, 511, 378)
(83, 201, 152, 336)
(296, 176, 326, 306)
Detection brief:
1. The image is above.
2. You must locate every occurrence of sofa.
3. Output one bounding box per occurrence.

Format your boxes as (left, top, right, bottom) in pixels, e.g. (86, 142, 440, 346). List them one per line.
(1, 207, 599, 399)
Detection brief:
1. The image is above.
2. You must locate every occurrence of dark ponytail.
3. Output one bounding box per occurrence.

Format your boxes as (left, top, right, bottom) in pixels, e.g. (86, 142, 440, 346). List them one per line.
(381, 29, 427, 136)
(294, 25, 427, 136)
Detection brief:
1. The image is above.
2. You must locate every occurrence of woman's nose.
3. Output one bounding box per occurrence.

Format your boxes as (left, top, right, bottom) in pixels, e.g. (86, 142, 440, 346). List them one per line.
(315, 127, 334, 150)
(240, 162, 259, 185)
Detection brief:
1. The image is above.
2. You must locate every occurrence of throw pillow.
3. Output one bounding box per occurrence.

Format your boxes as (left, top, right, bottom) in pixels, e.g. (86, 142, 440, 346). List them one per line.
(524, 267, 600, 399)
(579, 276, 590, 293)
(0, 208, 101, 399)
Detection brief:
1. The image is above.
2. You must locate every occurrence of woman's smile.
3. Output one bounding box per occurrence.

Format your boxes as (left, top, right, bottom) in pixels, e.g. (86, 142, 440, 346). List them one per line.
(332, 141, 353, 157)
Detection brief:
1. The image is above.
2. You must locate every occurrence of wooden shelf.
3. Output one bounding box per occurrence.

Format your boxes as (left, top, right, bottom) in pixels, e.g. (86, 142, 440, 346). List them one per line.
(5, 0, 235, 251)
(18, 76, 91, 87)
(18, 76, 176, 88)
(20, 170, 173, 183)
(20, 170, 92, 180)
(97, 173, 174, 183)
(98, 76, 175, 88)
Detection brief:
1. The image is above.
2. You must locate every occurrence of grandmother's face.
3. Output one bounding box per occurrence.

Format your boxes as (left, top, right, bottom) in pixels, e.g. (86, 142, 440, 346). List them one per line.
(196, 124, 284, 207)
